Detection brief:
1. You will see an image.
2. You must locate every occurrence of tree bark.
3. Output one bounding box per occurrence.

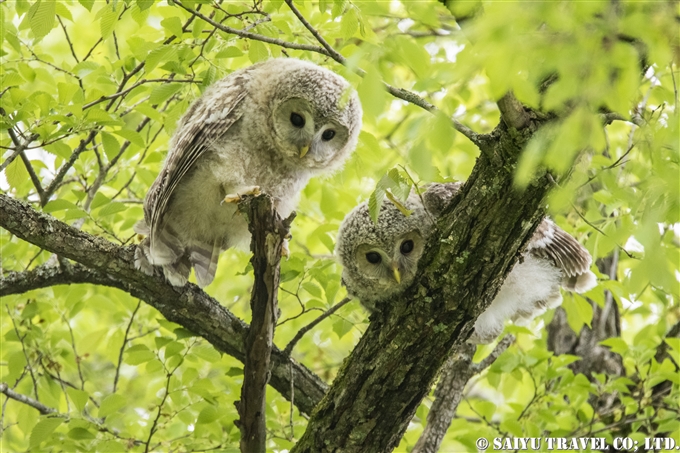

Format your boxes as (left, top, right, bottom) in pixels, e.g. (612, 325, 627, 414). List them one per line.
(236, 195, 294, 453)
(0, 195, 325, 415)
(291, 112, 555, 452)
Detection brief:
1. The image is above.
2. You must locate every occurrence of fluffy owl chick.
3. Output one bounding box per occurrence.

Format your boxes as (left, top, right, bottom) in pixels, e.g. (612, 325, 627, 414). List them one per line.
(336, 183, 597, 344)
(135, 59, 362, 287)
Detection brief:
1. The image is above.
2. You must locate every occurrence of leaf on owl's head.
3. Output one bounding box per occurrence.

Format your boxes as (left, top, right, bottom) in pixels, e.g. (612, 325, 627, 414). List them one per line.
(368, 185, 385, 224)
(385, 190, 412, 217)
(368, 168, 414, 223)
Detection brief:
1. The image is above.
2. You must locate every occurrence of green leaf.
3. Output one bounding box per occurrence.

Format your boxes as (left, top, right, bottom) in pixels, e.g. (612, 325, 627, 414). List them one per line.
(357, 64, 385, 122)
(368, 185, 385, 224)
(90, 192, 111, 210)
(163, 341, 184, 358)
(124, 346, 156, 365)
(99, 394, 126, 418)
(196, 405, 219, 424)
(68, 427, 96, 440)
(54, 2, 73, 21)
(99, 5, 118, 39)
(192, 344, 221, 363)
(149, 83, 183, 104)
(101, 131, 120, 161)
(29, 0, 56, 40)
(1, 71, 25, 88)
(332, 318, 353, 339)
(136, 0, 154, 11)
(97, 202, 126, 217)
(248, 40, 269, 63)
(113, 129, 145, 147)
(78, 0, 95, 11)
(215, 46, 243, 59)
(385, 191, 412, 217)
(4, 157, 29, 190)
(29, 417, 63, 448)
(67, 388, 89, 412)
(340, 8, 358, 39)
(600, 337, 629, 355)
(146, 46, 178, 73)
(161, 16, 183, 38)
(43, 199, 78, 213)
(226, 367, 243, 377)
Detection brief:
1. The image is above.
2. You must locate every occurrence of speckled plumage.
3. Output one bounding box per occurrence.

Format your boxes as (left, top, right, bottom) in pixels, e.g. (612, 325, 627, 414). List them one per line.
(336, 182, 597, 344)
(136, 58, 362, 287)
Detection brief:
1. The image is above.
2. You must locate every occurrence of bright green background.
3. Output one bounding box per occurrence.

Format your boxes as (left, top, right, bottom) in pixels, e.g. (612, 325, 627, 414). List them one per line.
(1, 0, 678, 451)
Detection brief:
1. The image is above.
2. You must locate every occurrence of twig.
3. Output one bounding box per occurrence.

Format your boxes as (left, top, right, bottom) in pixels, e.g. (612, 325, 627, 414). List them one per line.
(57, 312, 85, 390)
(113, 301, 142, 393)
(42, 129, 99, 204)
(176, 0, 486, 147)
(174, 1, 329, 54)
(283, 297, 352, 356)
(57, 16, 79, 63)
(144, 373, 172, 453)
(283, 0, 345, 62)
(0, 383, 56, 415)
(5, 306, 40, 401)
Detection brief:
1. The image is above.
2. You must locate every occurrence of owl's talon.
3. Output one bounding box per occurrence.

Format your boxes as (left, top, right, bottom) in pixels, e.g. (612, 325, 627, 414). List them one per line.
(222, 186, 262, 204)
(222, 194, 242, 204)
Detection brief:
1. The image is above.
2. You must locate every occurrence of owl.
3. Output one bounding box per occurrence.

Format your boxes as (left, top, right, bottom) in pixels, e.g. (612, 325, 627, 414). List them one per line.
(336, 183, 597, 344)
(135, 58, 362, 287)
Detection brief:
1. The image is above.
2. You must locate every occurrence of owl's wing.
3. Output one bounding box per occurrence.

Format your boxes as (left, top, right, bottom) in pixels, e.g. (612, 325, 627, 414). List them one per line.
(527, 219, 597, 293)
(144, 72, 250, 258)
(421, 182, 462, 216)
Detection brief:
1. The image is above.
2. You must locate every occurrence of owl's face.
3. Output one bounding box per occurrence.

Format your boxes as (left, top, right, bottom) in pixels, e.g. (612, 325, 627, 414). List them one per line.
(352, 230, 426, 293)
(265, 61, 362, 172)
(336, 197, 433, 307)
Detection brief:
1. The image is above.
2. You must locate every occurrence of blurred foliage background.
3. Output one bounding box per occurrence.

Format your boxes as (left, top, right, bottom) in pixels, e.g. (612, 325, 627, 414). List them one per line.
(0, 0, 678, 451)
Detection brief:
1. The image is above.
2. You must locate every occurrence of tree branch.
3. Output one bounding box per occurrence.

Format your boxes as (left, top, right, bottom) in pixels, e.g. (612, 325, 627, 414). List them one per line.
(412, 336, 514, 453)
(236, 194, 295, 453)
(497, 91, 531, 130)
(173, 0, 487, 148)
(0, 383, 56, 415)
(283, 297, 353, 356)
(0, 195, 327, 415)
(283, 0, 345, 62)
(173, 1, 329, 54)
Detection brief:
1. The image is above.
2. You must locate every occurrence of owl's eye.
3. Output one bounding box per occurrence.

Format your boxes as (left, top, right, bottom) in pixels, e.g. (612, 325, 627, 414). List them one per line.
(290, 112, 305, 128)
(321, 129, 336, 141)
(400, 240, 414, 255)
(366, 252, 382, 264)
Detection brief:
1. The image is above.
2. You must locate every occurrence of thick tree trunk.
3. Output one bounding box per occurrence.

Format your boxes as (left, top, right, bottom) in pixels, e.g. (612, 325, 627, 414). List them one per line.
(292, 113, 555, 452)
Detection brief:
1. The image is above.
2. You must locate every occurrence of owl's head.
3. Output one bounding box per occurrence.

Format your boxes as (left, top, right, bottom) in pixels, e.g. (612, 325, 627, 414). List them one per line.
(261, 59, 362, 171)
(336, 195, 433, 308)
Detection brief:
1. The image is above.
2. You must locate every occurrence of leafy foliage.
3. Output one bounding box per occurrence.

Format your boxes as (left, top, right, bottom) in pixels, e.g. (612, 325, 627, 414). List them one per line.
(1, 0, 678, 451)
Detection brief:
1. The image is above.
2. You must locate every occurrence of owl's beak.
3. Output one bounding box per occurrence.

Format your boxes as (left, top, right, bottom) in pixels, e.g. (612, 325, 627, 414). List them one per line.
(392, 266, 401, 284)
(299, 144, 310, 158)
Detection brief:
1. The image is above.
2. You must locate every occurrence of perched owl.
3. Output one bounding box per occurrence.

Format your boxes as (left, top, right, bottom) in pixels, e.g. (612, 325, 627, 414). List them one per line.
(135, 59, 362, 287)
(336, 183, 597, 344)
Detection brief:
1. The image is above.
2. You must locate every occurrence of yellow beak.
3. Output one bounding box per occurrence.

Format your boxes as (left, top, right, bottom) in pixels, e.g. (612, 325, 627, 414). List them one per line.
(392, 266, 401, 284)
(299, 144, 310, 158)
